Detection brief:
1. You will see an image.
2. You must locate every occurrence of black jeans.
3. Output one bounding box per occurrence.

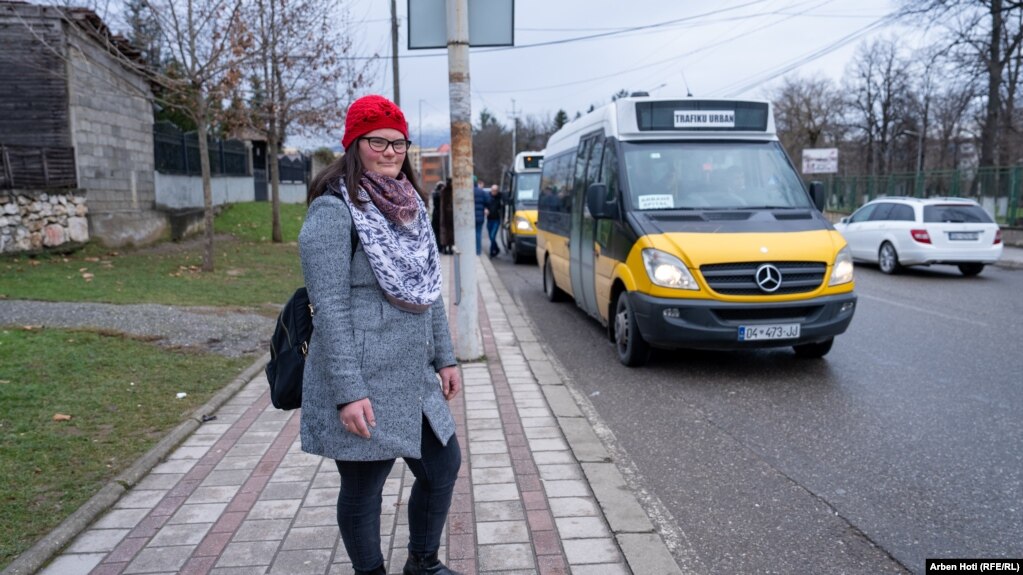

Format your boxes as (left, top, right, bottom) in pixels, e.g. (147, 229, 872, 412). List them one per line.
(334, 417, 461, 572)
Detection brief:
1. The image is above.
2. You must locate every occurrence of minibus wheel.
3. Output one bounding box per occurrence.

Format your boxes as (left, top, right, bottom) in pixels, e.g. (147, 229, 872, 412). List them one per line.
(614, 292, 650, 367)
(543, 257, 566, 302)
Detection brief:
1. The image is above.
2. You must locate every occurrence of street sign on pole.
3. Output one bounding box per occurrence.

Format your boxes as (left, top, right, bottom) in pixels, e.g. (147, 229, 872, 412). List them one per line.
(802, 148, 839, 174)
(408, 0, 513, 49)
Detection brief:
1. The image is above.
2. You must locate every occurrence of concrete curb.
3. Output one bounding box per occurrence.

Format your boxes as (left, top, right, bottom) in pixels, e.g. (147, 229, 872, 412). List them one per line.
(1, 353, 270, 575)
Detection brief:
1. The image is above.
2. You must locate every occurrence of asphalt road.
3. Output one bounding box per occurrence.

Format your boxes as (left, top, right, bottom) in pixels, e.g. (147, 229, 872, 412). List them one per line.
(489, 249, 1023, 575)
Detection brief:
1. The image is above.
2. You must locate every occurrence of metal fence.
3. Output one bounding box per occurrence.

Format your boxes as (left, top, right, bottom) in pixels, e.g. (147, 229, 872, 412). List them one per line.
(812, 166, 1023, 226)
(278, 155, 310, 183)
(0, 144, 77, 189)
(153, 121, 249, 177)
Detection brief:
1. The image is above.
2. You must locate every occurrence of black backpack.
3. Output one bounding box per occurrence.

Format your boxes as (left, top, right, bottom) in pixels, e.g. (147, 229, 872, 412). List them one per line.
(266, 222, 358, 410)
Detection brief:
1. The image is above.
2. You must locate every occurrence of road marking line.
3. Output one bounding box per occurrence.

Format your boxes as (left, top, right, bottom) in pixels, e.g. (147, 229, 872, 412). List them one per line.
(858, 293, 990, 328)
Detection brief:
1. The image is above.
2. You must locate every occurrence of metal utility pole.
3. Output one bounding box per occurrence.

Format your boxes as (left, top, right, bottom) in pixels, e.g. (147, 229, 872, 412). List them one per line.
(447, 0, 481, 360)
(390, 0, 400, 106)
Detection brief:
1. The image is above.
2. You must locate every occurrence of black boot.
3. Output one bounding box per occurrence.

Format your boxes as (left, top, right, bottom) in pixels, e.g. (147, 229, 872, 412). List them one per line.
(354, 565, 386, 575)
(403, 551, 462, 575)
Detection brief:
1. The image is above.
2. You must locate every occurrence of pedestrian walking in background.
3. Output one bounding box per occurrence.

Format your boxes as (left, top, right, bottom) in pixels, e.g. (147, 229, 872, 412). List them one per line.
(440, 178, 454, 254)
(485, 184, 503, 258)
(473, 178, 488, 255)
(299, 94, 463, 575)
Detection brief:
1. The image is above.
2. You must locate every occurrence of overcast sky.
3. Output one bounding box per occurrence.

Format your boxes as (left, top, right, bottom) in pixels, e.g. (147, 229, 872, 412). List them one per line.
(307, 0, 926, 148)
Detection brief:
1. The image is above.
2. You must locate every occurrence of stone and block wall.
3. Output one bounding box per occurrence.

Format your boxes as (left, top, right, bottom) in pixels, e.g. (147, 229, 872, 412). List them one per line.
(0, 191, 89, 254)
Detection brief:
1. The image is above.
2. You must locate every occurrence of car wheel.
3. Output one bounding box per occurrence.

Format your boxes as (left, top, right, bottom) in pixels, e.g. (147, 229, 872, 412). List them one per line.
(878, 242, 902, 274)
(958, 263, 985, 276)
(614, 292, 650, 367)
(792, 337, 834, 359)
(543, 257, 566, 302)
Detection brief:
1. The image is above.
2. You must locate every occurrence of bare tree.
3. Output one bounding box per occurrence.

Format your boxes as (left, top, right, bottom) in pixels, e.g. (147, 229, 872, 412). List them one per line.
(769, 74, 846, 169)
(472, 108, 510, 186)
(241, 0, 375, 242)
(844, 37, 915, 176)
(902, 0, 1023, 169)
(137, 0, 248, 271)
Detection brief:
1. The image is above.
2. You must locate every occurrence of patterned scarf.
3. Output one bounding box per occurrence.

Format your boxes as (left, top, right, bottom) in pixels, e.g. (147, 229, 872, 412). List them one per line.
(337, 171, 441, 313)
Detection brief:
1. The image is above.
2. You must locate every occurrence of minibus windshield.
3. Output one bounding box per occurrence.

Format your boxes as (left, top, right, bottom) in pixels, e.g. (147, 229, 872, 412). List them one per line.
(514, 173, 541, 207)
(621, 141, 812, 211)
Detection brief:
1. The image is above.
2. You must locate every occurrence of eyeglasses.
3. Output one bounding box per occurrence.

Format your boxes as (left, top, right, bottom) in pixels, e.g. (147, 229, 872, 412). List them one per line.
(359, 137, 411, 154)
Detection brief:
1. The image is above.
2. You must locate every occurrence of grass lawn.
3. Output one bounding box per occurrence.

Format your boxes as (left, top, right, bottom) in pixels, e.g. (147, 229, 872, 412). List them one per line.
(0, 202, 307, 570)
(0, 202, 308, 309)
(0, 327, 252, 569)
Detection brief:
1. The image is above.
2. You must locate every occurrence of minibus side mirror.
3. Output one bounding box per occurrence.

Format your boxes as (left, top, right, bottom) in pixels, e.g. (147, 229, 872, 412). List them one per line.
(808, 181, 827, 211)
(586, 183, 618, 219)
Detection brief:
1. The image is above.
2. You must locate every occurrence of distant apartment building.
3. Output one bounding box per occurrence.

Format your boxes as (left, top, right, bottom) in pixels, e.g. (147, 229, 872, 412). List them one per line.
(413, 144, 451, 191)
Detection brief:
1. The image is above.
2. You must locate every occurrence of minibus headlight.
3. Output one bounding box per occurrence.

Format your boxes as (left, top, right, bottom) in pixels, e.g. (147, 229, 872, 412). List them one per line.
(642, 249, 699, 290)
(829, 246, 854, 286)
(514, 216, 533, 231)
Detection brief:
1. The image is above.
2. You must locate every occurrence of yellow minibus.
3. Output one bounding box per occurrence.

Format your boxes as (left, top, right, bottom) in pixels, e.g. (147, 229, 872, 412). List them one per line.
(535, 96, 856, 366)
(501, 151, 544, 263)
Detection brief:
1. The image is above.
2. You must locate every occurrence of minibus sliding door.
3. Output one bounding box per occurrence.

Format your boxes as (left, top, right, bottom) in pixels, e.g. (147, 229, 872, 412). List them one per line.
(571, 133, 603, 318)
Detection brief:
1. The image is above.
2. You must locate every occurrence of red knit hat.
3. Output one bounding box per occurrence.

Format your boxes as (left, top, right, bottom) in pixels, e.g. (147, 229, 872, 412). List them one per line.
(341, 95, 409, 150)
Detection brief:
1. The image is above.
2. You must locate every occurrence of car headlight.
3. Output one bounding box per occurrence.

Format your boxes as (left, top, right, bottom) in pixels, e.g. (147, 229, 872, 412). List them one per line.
(642, 249, 699, 290)
(514, 216, 533, 231)
(829, 246, 854, 286)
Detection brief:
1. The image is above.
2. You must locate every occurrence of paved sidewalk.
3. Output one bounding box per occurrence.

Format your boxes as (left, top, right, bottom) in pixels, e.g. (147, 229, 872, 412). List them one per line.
(25, 253, 683, 575)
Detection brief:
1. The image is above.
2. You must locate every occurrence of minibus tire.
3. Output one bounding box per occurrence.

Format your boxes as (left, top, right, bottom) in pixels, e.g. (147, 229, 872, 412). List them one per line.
(792, 337, 834, 359)
(544, 257, 567, 302)
(614, 292, 650, 367)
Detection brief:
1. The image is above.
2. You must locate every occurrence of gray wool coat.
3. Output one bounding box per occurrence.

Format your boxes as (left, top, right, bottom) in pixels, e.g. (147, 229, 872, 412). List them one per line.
(298, 193, 458, 462)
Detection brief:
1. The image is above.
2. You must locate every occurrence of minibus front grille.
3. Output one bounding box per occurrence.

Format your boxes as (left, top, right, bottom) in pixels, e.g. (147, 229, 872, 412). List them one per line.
(699, 262, 827, 295)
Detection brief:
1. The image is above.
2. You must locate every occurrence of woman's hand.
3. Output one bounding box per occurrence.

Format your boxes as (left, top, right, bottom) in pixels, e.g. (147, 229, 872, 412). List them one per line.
(438, 366, 461, 401)
(339, 398, 375, 438)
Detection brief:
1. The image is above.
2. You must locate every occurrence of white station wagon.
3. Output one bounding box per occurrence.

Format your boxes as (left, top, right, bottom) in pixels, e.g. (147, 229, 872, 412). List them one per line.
(834, 197, 1003, 276)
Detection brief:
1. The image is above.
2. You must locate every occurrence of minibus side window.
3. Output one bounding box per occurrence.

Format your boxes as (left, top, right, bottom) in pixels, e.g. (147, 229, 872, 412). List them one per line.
(574, 137, 595, 201)
(586, 138, 605, 188)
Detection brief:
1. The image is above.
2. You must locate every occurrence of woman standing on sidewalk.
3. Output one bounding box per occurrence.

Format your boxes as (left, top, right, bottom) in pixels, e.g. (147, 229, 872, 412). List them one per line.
(299, 94, 463, 575)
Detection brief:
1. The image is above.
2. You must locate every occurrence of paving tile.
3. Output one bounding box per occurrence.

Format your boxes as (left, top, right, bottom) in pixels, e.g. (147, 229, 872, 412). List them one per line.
(168, 502, 228, 524)
(259, 481, 309, 501)
(533, 451, 576, 465)
(233, 519, 291, 541)
(269, 549, 333, 574)
(477, 543, 535, 571)
(524, 426, 562, 439)
(66, 528, 131, 553)
(281, 526, 339, 550)
(467, 428, 506, 442)
(293, 505, 337, 528)
(215, 456, 262, 471)
(472, 482, 520, 502)
(215, 540, 279, 568)
(122, 544, 195, 574)
(570, 564, 629, 574)
(202, 469, 253, 487)
(471, 466, 515, 485)
(151, 458, 199, 474)
(554, 516, 611, 539)
(538, 464, 583, 481)
(246, 499, 301, 520)
(93, 508, 151, 529)
(134, 473, 184, 491)
(190, 484, 242, 504)
(37, 553, 106, 575)
(476, 520, 529, 544)
(467, 440, 508, 455)
(469, 453, 511, 468)
(150, 522, 213, 546)
(475, 500, 525, 522)
(269, 465, 317, 483)
(562, 538, 621, 565)
(548, 497, 600, 518)
(301, 486, 337, 506)
(527, 437, 569, 452)
(541, 479, 590, 498)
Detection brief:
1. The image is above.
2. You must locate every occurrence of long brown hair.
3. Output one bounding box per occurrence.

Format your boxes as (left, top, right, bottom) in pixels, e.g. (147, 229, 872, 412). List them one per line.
(307, 142, 426, 206)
